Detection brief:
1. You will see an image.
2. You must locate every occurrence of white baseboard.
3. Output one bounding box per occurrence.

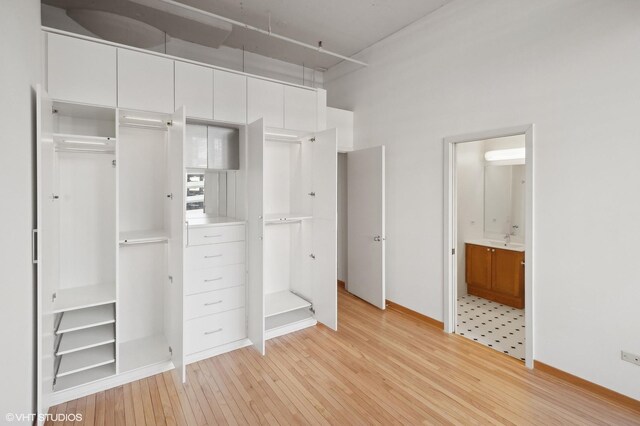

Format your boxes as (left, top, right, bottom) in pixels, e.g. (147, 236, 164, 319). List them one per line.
(185, 339, 253, 365)
(265, 318, 317, 340)
(49, 361, 174, 406)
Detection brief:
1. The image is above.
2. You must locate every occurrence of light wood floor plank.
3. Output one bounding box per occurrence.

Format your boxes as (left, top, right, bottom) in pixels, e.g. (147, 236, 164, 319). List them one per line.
(47, 289, 640, 425)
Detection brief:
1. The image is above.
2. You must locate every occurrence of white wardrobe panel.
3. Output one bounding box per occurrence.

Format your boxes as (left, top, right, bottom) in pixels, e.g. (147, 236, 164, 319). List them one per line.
(117, 49, 174, 113)
(175, 62, 213, 119)
(247, 119, 265, 355)
(316, 88, 327, 131)
(284, 86, 317, 132)
(327, 107, 354, 152)
(247, 78, 284, 128)
(47, 33, 117, 107)
(311, 129, 338, 330)
(214, 70, 247, 124)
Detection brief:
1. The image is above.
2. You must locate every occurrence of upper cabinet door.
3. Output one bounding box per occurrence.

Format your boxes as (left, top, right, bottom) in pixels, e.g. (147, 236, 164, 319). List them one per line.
(118, 49, 174, 114)
(175, 62, 213, 119)
(327, 107, 354, 152)
(284, 86, 317, 131)
(47, 33, 117, 107)
(185, 124, 207, 168)
(214, 70, 246, 124)
(247, 78, 284, 128)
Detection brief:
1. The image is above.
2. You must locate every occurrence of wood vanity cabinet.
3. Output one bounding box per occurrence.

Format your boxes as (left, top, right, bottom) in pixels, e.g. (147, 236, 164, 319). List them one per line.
(465, 243, 524, 308)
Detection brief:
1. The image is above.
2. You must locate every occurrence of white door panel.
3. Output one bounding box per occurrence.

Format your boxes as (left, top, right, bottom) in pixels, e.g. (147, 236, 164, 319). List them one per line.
(347, 146, 385, 309)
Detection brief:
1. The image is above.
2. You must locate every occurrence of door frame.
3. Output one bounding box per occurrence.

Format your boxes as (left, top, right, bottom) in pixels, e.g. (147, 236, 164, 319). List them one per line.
(443, 124, 534, 368)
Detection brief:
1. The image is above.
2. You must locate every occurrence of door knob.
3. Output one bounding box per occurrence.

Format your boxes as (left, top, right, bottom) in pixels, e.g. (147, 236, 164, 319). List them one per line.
(374, 236, 381, 242)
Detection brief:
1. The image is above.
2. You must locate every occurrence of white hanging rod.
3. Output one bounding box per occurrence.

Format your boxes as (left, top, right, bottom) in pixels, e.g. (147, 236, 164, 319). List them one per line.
(129, 0, 368, 67)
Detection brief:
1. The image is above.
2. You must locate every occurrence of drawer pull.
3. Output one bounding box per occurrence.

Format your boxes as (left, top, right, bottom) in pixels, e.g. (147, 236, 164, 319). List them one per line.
(204, 234, 223, 238)
(204, 277, 223, 282)
(204, 300, 223, 306)
(204, 254, 223, 259)
(204, 328, 223, 335)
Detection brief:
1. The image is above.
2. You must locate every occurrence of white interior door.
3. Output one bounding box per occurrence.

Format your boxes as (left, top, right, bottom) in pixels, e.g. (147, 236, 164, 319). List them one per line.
(311, 129, 338, 330)
(36, 86, 56, 415)
(247, 119, 265, 354)
(166, 107, 186, 381)
(347, 146, 386, 309)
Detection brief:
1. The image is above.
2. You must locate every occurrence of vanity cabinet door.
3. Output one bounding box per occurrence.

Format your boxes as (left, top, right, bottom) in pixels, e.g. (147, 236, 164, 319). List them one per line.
(492, 249, 524, 300)
(465, 244, 492, 290)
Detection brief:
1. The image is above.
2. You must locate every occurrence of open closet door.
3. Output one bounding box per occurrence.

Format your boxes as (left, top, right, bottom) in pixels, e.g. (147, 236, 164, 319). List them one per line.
(311, 128, 338, 330)
(247, 119, 265, 354)
(347, 146, 386, 309)
(167, 107, 186, 381)
(36, 86, 57, 415)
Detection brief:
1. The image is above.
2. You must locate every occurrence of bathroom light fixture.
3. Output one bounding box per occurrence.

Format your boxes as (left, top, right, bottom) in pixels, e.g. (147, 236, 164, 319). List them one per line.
(123, 115, 165, 123)
(484, 148, 525, 162)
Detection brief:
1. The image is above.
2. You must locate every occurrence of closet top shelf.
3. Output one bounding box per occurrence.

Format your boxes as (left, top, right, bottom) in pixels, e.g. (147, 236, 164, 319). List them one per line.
(264, 213, 313, 224)
(187, 217, 246, 228)
(265, 290, 312, 318)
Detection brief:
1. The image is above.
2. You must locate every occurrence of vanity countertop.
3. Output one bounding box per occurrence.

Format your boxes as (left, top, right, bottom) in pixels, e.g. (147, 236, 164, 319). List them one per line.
(465, 239, 525, 252)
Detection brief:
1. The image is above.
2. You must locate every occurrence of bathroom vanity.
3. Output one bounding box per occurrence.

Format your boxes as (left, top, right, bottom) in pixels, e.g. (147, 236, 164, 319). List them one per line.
(465, 241, 525, 309)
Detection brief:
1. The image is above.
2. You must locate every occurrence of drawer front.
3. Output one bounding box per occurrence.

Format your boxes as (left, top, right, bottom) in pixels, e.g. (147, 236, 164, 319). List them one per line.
(185, 286, 245, 320)
(188, 224, 245, 246)
(186, 242, 245, 270)
(185, 308, 246, 354)
(185, 264, 245, 295)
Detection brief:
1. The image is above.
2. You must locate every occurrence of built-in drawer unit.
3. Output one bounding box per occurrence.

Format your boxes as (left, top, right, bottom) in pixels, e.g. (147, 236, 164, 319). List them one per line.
(185, 286, 245, 320)
(186, 241, 245, 270)
(185, 264, 245, 296)
(188, 224, 245, 246)
(185, 308, 246, 354)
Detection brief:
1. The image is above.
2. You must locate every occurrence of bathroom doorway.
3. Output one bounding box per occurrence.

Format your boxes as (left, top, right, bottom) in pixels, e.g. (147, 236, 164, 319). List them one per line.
(443, 126, 534, 367)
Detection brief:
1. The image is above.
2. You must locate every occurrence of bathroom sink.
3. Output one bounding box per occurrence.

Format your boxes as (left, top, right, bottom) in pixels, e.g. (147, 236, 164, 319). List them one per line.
(466, 239, 525, 252)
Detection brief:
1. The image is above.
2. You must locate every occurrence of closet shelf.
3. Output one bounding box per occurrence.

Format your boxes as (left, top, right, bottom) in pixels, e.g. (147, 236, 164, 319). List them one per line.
(56, 324, 115, 356)
(56, 344, 115, 378)
(54, 364, 116, 392)
(119, 229, 169, 245)
(57, 304, 115, 335)
(265, 290, 312, 318)
(264, 213, 313, 224)
(53, 284, 116, 313)
(119, 334, 171, 373)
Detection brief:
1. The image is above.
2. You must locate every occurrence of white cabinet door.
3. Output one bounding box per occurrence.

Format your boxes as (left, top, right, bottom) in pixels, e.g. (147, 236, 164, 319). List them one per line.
(247, 78, 284, 128)
(247, 119, 265, 355)
(175, 61, 213, 119)
(316, 88, 327, 131)
(347, 146, 386, 309)
(47, 33, 117, 107)
(311, 129, 338, 330)
(118, 49, 174, 113)
(327, 107, 354, 152)
(214, 70, 246, 123)
(284, 86, 317, 131)
(166, 107, 186, 381)
(185, 124, 207, 168)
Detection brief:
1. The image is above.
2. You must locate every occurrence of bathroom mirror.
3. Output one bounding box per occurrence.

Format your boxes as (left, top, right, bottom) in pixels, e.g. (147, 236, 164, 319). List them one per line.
(484, 164, 525, 238)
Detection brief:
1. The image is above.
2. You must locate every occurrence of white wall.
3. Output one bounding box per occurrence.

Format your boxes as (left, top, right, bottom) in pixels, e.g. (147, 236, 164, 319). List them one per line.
(337, 153, 348, 283)
(326, 0, 640, 400)
(0, 0, 41, 417)
(42, 5, 323, 88)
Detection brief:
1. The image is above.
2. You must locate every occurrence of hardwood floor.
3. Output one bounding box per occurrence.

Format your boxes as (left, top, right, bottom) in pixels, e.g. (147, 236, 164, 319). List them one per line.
(47, 288, 640, 425)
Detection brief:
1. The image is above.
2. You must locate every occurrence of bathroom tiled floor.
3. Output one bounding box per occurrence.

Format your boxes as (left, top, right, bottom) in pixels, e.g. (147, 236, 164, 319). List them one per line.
(456, 294, 525, 361)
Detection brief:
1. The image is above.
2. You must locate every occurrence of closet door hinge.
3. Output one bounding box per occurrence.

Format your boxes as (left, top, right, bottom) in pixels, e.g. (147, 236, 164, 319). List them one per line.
(166, 193, 174, 200)
(309, 253, 316, 260)
(452, 248, 456, 255)
(310, 137, 316, 142)
(112, 160, 117, 168)
(310, 306, 316, 314)
(51, 194, 59, 201)
(169, 346, 173, 356)
(168, 275, 173, 284)
(308, 192, 316, 197)
(167, 120, 173, 127)
(52, 292, 57, 303)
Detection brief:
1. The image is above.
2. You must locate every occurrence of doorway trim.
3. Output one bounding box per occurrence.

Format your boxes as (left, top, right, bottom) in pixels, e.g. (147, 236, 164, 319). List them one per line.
(443, 124, 534, 368)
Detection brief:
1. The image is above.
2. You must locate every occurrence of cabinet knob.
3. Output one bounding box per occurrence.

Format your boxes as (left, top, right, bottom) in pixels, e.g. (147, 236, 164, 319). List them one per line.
(492, 249, 495, 252)
(486, 248, 490, 252)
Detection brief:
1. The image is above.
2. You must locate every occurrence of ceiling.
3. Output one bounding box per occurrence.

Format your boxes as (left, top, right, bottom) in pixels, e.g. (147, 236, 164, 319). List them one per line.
(42, 0, 451, 69)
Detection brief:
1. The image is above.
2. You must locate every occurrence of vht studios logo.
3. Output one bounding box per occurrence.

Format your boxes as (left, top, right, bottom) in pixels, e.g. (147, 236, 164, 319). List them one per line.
(6, 412, 83, 422)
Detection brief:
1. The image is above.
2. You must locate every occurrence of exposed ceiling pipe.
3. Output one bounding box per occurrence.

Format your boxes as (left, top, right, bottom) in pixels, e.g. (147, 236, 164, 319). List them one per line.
(129, 0, 368, 67)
